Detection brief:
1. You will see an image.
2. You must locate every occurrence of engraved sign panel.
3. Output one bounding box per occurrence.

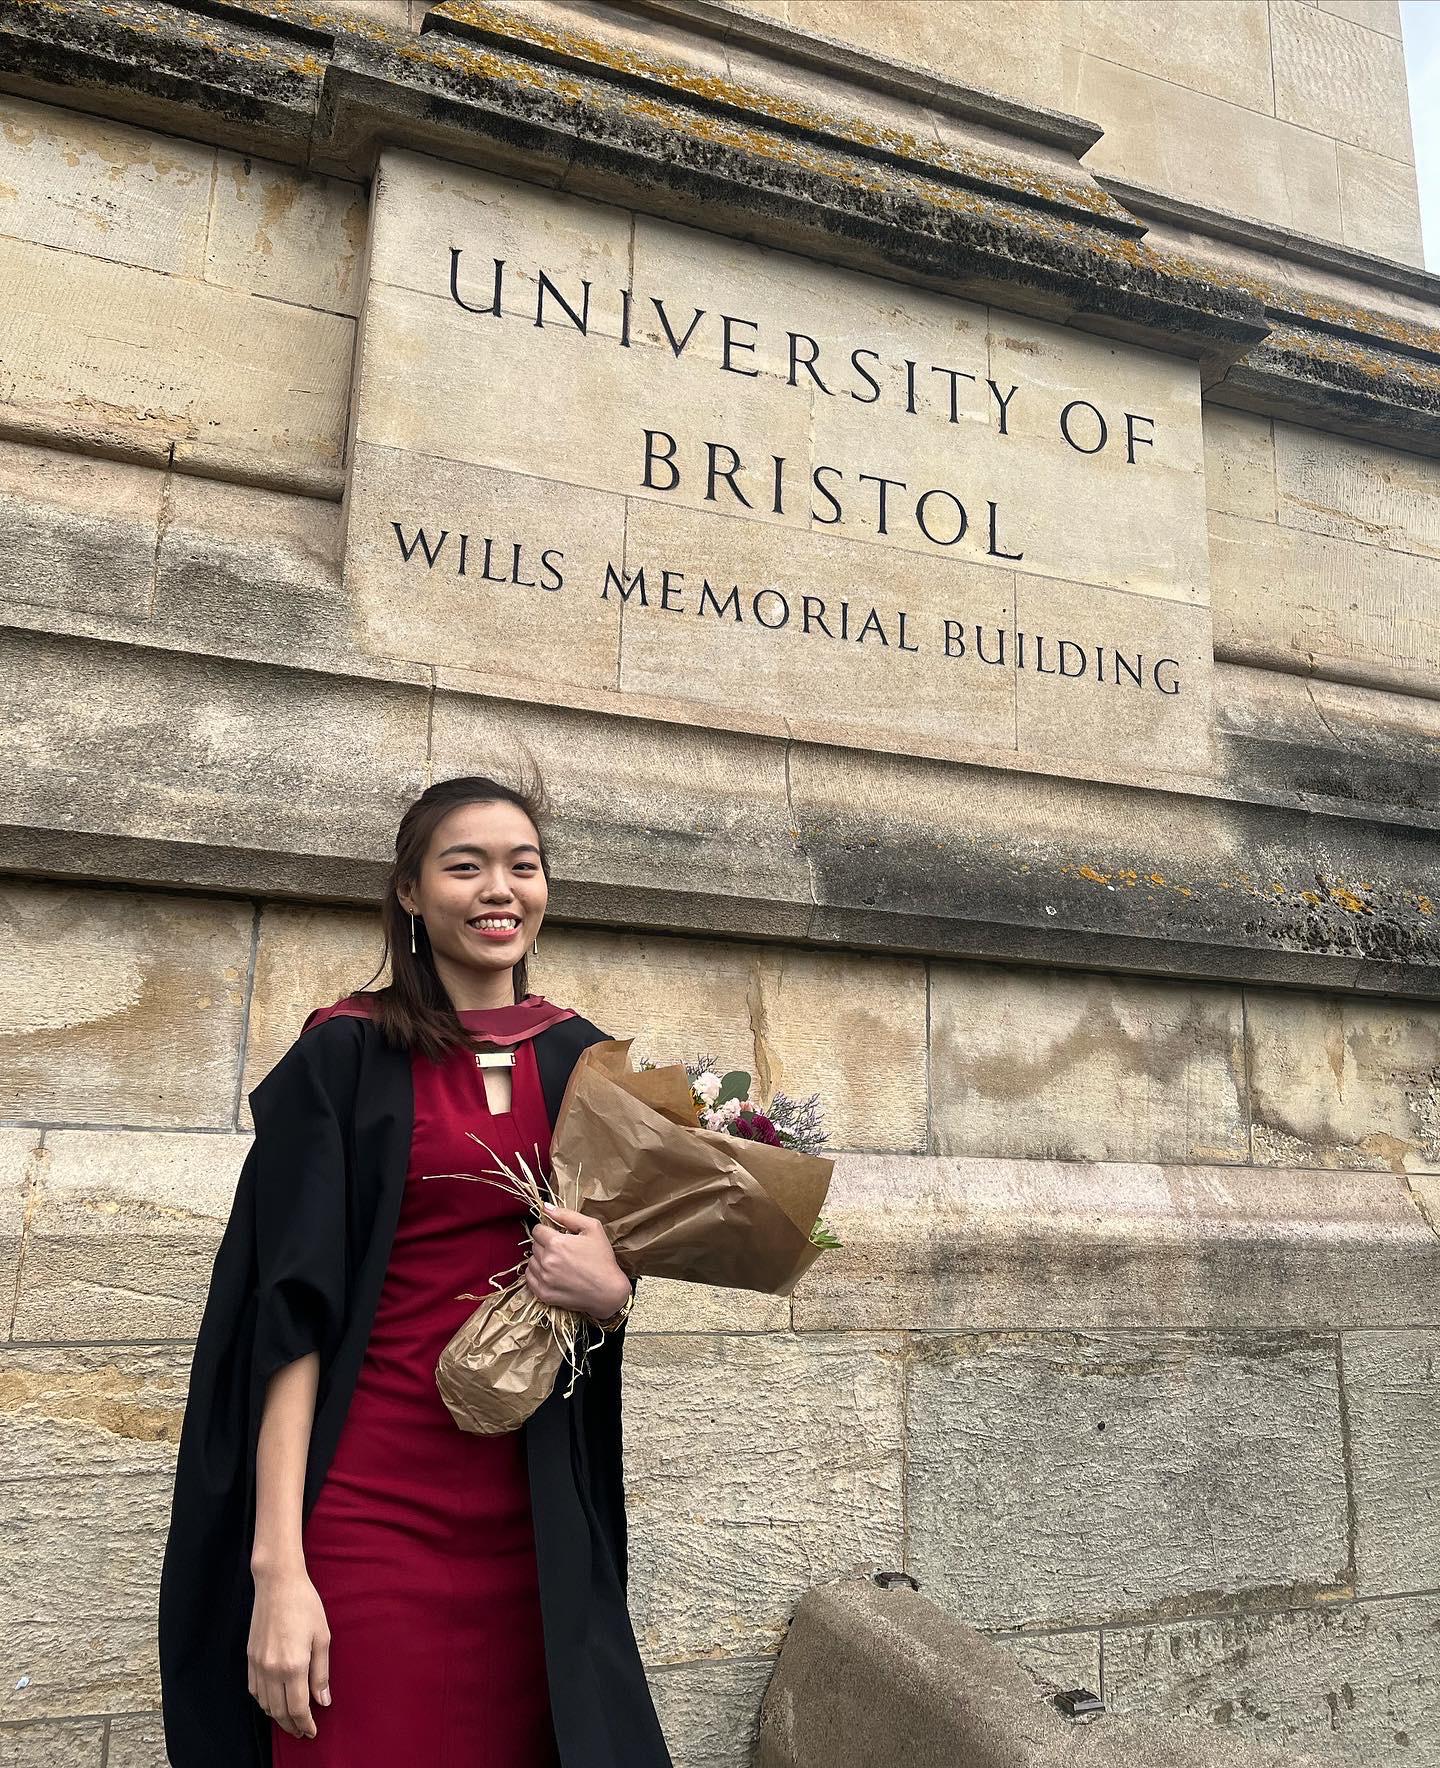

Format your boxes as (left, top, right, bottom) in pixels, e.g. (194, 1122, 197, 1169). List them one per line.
(344, 150, 1214, 768)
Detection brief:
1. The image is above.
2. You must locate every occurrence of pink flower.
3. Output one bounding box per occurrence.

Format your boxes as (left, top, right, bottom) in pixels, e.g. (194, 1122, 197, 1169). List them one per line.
(732, 1110, 782, 1146)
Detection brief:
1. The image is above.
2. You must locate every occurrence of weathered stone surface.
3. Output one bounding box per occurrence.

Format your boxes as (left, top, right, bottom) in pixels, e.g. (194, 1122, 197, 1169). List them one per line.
(791, 1156, 1440, 1332)
(985, 1624, 1102, 1695)
(0, 1344, 187, 1481)
(0, 882, 251, 1130)
(0, 233, 353, 488)
(0, 440, 161, 621)
(12, 1131, 248, 1342)
(1204, 407, 1275, 522)
(1321, 0, 1401, 32)
(104, 1713, 167, 1768)
(1, 628, 431, 887)
(0, 1619, 158, 1722)
(152, 472, 349, 664)
(1, 1475, 171, 1630)
(1012, 578, 1213, 772)
(208, 149, 366, 315)
(344, 443, 626, 688)
(624, 1332, 904, 1661)
(1, 1128, 40, 1328)
(1342, 1328, 1440, 1596)
(629, 1276, 790, 1335)
(1102, 1593, 1440, 1758)
(0, 93, 211, 275)
(616, 499, 1017, 754)
(1210, 510, 1440, 698)
(535, 928, 928, 1152)
(0, 1718, 103, 1766)
(1273, 422, 1440, 559)
(905, 1331, 1349, 1629)
(1071, 1, 1275, 112)
(1244, 989, 1440, 1172)
(1270, 0, 1415, 162)
(929, 962, 1248, 1164)
(783, 0, 1068, 110)
(1336, 142, 1424, 266)
(240, 903, 386, 1112)
(1070, 54, 1344, 242)
(427, 687, 816, 942)
(645, 1657, 775, 1768)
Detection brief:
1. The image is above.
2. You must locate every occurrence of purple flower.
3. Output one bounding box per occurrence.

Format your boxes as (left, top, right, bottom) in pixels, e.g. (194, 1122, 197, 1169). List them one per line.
(731, 1110, 782, 1146)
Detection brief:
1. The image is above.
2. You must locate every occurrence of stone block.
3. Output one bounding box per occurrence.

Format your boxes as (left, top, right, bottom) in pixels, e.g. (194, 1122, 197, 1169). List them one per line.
(1, 627, 431, 881)
(343, 443, 626, 688)
(629, 1276, 790, 1335)
(352, 278, 813, 535)
(791, 1155, 1440, 1332)
(0, 1719, 104, 1766)
(0, 234, 353, 487)
(1336, 143, 1424, 266)
(1012, 577, 1213, 774)
(1244, 989, 1440, 1172)
(1, 1475, 171, 1630)
(1209, 511, 1440, 698)
(1, 1128, 41, 1322)
(1072, 2, 1274, 112)
(1342, 1328, 1440, 1595)
(152, 471, 350, 664)
(0, 94, 211, 275)
(0, 440, 161, 621)
(241, 903, 386, 1113)
(929, 962, 1248, 1164)
(1320, 0, 1402, 32)
(426, 689, 815, 940)
(1273, 423, 1440, 559)
(370, 147, 631, 319)
(782, 1, 1068, 111)
(208, 150, 366, 315)
(624, 1332, 904, 1660)
(905, 1330, 1349, 1629)
(1102, 1594, 1440, 1757)
(533, 927, 928, 1152)
(615, 496, 1016, 754)
(104, 1715, 167, 1768)
(11, 1130, 248, 1342)
(1203, 408, 1275, 523)
(1069, 54, 1343, 243)
(1271, 0, 1415, 162)
(0, 881, 252, 1130)
(645, 1658, 775, 1768)
(0, 1620, 158, 1722)
(0, 1344, 188, 1481)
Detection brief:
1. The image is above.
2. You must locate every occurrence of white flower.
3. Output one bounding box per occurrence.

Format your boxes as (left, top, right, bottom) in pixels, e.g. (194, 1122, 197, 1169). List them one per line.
(693, 1071, 723, 1105)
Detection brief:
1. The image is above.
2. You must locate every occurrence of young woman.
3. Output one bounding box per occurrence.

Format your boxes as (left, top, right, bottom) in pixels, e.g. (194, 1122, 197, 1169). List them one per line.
(158, 774, 672, 1768)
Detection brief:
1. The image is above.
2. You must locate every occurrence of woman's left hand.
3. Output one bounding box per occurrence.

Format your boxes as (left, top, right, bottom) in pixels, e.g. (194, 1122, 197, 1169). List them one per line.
(525, 1204, 632, 1322)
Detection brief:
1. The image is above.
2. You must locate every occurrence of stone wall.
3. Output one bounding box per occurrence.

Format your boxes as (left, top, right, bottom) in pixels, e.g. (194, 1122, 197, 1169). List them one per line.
(5, 887, 1440, 1762)
(1, 1, 1438, 1766)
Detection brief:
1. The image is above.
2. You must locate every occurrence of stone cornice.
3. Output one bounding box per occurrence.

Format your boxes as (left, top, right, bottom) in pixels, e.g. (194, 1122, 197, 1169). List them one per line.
(1, 0, 1436, 449)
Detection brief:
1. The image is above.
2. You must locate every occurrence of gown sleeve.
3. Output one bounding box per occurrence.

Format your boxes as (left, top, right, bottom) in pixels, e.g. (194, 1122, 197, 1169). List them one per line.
(159, 1017, 363, 1765)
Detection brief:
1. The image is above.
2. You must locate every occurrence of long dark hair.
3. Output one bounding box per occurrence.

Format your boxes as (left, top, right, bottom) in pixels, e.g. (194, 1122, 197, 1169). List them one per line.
(362, 771, 551, 1061)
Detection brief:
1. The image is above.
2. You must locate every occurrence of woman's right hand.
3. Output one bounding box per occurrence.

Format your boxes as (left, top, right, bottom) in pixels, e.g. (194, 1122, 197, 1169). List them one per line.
(248, 1563, 332, 1739)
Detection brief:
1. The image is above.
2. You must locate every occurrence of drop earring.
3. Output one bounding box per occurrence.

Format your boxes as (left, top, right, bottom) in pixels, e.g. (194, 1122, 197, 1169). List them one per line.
(532, 934, 541, 957)
(409, 912, 417, 956)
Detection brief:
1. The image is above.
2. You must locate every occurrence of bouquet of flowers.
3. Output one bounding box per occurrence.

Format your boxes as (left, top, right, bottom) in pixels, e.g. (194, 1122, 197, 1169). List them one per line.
(429, 1038, 837, 1435)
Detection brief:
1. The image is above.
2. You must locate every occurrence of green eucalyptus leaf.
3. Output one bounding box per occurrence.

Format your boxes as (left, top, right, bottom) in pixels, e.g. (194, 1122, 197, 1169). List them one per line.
(714, 1069, 752, 1108)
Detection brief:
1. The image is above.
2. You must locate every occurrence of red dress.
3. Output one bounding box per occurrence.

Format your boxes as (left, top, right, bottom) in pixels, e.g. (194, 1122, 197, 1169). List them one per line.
(272, 1007, 563, 1768)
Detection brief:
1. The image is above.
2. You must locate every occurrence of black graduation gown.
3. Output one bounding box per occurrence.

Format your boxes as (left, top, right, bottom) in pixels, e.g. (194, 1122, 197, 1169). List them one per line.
(157, 1010, 672, 1768)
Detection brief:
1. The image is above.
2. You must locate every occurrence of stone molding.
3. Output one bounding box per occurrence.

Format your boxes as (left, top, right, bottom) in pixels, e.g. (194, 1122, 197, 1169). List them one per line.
(3, 0, 1436, 456)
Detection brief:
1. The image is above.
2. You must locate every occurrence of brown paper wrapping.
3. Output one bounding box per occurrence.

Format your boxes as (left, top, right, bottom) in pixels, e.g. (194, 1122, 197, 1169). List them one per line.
(435, 1039, 834, 1434)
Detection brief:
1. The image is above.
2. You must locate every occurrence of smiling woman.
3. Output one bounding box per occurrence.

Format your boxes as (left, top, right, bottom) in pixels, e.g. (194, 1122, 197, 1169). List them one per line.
(158, 774, 668, 1768)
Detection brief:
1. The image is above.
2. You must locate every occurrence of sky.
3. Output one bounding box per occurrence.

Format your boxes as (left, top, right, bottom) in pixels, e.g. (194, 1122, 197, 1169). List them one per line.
(1401, 0, 1440, 268)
